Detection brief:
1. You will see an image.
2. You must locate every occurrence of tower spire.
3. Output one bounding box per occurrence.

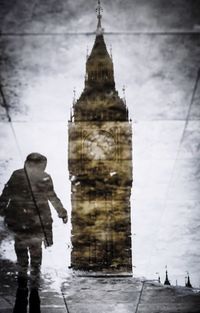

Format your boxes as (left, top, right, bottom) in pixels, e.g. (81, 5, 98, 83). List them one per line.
(84, 0, 115, 92)
(185, 272, 192, 288)
(96, 0, 104, 35)
(164, 267, 171, 286)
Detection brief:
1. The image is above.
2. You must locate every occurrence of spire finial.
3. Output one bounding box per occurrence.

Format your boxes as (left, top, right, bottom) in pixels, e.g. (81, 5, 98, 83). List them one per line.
(156, 272, 161, 283)
(86, 46, 89, 60)
(110, 44, 113, 59)
(70, 87, 76, 121)
(96, 0, 103, 20)
(122, 85, 126, 96)
(73, 87, 76, 106)
(122, 85, 126, 105)
(96, 0, 104, 35)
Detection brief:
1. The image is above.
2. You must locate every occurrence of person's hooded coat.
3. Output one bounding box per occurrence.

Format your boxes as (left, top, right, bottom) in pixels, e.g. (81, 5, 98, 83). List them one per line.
(0, 153, 67, 246)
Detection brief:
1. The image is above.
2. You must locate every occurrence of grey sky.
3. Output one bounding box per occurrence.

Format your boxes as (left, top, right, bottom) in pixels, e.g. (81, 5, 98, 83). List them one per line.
(0, 0, 200, 33)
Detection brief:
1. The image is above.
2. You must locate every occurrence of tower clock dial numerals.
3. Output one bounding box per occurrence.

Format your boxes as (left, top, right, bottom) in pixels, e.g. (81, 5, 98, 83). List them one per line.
(84, 131, 115, 160)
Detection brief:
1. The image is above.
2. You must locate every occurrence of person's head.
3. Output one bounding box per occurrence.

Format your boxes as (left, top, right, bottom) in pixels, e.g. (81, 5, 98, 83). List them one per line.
(24, 153, 47, 172)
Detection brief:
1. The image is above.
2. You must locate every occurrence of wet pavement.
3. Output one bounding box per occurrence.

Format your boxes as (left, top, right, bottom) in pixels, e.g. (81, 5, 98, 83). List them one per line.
(0, 222, 200, 312)
(1, 262, 200, 313)
(1, 0, 200, 286)
(0, 2, 200, 311)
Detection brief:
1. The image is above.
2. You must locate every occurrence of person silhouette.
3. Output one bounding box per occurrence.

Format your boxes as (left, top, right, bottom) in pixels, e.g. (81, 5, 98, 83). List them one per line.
(0, 153, 68, 313)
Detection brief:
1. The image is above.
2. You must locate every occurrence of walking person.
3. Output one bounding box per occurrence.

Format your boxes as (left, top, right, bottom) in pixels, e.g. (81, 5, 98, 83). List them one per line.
(0, 153, 68, 313)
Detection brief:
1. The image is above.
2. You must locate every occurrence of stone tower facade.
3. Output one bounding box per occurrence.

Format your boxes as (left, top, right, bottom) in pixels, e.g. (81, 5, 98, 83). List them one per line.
(68, 1, 132, 273)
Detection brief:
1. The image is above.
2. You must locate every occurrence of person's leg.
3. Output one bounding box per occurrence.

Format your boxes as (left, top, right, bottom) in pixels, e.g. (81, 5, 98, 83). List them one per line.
(14, 235, 29, 287)
(29, 237, 42, 289)
(29, 288, 41, 313)
(29, 237, 42, 313)
(13, 236, 29, 313)
(13, 287, 28, 313)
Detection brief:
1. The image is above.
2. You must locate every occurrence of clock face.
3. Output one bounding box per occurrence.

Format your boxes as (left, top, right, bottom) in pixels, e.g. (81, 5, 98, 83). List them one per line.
(84, 130, 115, 160)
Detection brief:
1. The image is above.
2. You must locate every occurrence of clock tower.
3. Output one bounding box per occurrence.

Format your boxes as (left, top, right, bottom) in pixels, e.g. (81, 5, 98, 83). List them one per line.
(68, 1, 132, 273)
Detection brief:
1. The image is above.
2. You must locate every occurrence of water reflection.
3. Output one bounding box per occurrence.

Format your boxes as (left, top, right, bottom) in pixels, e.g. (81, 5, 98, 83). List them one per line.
(0, 153, 68, 310)
(13, 286, 41, 313)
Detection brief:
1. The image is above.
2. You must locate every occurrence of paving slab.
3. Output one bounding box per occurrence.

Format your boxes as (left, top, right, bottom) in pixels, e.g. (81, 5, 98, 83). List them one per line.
(61, 277, 200, 313)
(1, 274, 200, 312)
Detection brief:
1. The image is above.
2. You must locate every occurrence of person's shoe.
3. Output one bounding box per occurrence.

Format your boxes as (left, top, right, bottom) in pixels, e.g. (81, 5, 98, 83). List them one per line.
(13, 287, 28, 313)
(29, 288, 41, 313)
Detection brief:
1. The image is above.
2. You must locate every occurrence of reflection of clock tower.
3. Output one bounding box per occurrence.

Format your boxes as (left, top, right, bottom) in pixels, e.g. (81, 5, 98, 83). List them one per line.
(68, 1, 132, 273)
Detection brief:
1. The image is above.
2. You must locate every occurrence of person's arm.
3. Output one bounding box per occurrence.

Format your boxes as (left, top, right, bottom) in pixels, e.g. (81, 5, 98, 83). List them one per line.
(47, 175, 68, 223)
(0, 176, 12, 216)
